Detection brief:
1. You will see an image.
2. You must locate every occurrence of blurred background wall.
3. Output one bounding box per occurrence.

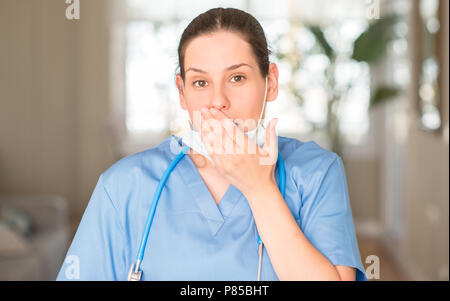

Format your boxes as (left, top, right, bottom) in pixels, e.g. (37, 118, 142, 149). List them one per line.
(0, 0, 448, 280)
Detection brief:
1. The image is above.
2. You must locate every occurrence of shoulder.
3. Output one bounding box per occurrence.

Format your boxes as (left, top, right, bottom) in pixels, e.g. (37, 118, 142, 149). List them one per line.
(278, 135, 339, 171)
(99, 135, 180, 200)
(277, 135, 342, 195)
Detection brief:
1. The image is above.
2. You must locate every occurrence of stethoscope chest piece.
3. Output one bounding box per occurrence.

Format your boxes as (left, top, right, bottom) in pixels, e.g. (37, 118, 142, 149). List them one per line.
(127, 261, 143, 281)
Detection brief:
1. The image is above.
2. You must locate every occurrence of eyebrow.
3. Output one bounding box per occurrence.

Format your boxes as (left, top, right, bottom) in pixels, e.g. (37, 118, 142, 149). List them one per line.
(185, 63, 253, 74)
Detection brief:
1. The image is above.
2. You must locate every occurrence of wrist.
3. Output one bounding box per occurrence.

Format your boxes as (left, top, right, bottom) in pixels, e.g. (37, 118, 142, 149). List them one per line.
(244, 180, 280, 205)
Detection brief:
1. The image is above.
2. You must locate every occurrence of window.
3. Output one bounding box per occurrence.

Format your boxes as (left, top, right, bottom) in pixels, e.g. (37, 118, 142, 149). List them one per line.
(125, 0, 374, 150)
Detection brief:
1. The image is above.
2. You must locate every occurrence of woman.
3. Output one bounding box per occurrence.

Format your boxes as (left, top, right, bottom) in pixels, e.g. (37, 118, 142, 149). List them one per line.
(57, 7, 367, 281)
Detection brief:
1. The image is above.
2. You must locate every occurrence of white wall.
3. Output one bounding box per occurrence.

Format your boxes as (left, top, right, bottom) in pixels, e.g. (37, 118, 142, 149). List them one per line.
(382, 0, 449, 280)
(0, 0, 116, 225)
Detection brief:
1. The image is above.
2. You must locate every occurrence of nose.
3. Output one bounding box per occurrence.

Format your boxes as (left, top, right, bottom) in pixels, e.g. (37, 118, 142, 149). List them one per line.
(208, 85, 230, 111)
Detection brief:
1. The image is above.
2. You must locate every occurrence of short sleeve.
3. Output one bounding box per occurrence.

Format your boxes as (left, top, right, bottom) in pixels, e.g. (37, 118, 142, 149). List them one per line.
(299, 155, 368, 281)
(56, 174, 127, 280)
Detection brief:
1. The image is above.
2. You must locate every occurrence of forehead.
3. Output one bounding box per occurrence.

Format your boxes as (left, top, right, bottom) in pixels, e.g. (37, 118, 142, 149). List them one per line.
(184, 30, 257, 72)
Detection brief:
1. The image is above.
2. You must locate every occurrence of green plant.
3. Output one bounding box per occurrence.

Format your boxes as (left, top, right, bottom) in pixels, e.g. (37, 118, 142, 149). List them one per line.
(275, 16, 402, 155)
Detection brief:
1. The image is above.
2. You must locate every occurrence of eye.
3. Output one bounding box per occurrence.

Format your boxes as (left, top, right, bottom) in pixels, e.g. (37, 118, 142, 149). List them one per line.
(230, 75, 246, 83)
(193, 80, 208, 88)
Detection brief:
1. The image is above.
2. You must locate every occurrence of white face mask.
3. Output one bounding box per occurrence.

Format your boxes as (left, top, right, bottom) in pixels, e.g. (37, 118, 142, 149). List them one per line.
(182, 76, 269, 165)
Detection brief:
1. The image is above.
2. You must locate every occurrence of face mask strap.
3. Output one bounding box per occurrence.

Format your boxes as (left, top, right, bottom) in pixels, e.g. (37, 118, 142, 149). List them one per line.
(257, 76, 268, 127)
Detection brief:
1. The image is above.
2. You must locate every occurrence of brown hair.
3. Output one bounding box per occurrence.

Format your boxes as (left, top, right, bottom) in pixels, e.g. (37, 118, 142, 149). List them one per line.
(177, 7, 271, 82)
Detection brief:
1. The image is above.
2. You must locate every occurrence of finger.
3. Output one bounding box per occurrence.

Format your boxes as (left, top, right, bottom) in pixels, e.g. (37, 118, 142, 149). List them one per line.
(209, 108, 242, 153)
(210, 108, 229, 150)
(219, 118, 240, 154)
(203, 128, 223, 158)
(263, 118, 278, 153)
(213, 123, 227, 156)
(210, 107, 236, 152)
(221, 117, 247, 154)
(199, 109, 219, 156)
(199, 108, 213, 134)
(209, 108, 257, 156)
(200, 107, 215, 129)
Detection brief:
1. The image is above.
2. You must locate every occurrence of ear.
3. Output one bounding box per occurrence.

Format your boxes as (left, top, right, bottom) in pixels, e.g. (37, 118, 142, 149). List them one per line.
(266, 62, 279, 103)
(176, 73, 187, 111)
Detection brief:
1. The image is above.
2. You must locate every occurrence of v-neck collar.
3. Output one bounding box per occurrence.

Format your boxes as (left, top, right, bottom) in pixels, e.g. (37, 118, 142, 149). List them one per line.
(165, 135, 244, 236)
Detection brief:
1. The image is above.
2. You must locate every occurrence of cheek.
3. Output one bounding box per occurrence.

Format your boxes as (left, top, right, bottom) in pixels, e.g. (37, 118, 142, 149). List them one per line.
(184, 94, 210, 130)
(185, 89, 211, 106)
(228, 86, 263, 116)
(184, 91, 210, 114)
(185, 84, 263, 118)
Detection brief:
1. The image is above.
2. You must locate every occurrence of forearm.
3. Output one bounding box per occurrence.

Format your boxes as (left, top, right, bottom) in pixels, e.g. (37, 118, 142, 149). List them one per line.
(244, 183, 342, 281)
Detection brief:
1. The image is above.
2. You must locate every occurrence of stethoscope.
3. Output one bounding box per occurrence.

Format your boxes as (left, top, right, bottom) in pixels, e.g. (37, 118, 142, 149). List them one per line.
(127, 144, 286, 281)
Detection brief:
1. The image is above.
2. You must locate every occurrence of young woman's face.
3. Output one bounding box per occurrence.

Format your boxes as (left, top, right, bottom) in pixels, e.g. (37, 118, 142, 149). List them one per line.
(177, 30, 278, 132)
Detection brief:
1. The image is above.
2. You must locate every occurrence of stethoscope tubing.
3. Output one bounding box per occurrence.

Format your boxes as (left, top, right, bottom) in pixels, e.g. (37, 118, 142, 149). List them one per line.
(131, 144, 286, 280)
(136, 145, 191, 262)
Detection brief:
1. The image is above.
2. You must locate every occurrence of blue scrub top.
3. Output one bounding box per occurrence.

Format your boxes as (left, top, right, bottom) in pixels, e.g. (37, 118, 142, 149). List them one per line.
(56, 135, 368, 281)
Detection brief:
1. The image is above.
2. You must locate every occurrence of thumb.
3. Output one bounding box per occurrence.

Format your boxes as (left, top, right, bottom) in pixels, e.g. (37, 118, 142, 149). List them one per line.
(261, 118, 278, 165)
(265, 118, 278, 145)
